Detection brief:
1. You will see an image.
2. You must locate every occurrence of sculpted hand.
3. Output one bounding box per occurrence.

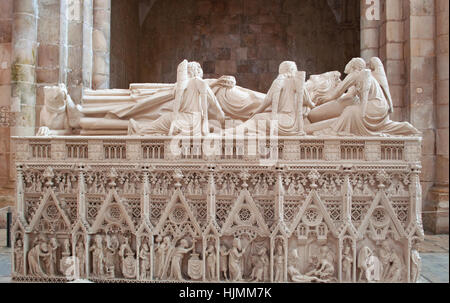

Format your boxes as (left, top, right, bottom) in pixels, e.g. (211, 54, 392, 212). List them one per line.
(218, 110, 226, 124)
(37, 127, 51, 136)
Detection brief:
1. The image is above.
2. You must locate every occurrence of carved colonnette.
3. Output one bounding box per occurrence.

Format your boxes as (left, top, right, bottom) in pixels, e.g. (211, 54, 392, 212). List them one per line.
(11, 136, 424, 283)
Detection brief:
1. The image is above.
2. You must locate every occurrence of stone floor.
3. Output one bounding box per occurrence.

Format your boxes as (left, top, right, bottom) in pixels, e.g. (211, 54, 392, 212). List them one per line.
(0, 229, 448, 283)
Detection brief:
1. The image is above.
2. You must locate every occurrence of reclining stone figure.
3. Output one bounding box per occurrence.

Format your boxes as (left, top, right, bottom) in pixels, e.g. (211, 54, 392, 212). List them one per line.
(36, 57, 420, 138)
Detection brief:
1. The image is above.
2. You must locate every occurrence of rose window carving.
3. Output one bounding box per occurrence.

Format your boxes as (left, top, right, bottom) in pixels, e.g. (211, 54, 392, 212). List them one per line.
(107, 205, 122, 222)
(45, 204, 59, 220)
(302, 207, 323, 226)
(238, 207, 252, 223)
(170, 205, 187, 223)
(371, 207, 388, 227)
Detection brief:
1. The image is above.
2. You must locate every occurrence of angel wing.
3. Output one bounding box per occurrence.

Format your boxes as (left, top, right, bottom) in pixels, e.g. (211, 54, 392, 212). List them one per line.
(370, 57, 394, 114)
(170, 60, 189, 135)
(173, 60, 189, 109)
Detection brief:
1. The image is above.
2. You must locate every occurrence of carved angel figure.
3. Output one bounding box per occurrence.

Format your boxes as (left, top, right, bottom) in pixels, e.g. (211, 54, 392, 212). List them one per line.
(308, 57, 420, 137)
(129, 60, 225, 136)
(227, 61, 309, 136)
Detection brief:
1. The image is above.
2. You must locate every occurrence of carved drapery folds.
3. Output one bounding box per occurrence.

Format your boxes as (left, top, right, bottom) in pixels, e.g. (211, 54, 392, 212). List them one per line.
(11, 136, 423, 283)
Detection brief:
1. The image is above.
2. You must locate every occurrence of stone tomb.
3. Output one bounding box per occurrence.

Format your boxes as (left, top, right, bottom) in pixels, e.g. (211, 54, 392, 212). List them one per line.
(10, 135, 424, 283)
(10, 58, 424, 283)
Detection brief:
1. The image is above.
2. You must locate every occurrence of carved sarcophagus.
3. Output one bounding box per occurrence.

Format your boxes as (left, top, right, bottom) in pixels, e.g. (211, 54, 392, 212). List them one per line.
(11, 135, 424, 283)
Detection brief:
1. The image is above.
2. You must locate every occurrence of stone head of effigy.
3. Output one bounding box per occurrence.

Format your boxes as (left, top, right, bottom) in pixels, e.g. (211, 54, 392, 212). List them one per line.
(344, 57, 366, 75)
(279, 61, 298, 75)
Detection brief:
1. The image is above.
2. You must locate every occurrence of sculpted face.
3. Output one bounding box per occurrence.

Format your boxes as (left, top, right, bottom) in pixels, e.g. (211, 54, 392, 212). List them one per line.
(232, 238, 241, 250)
(188, 62, 203, 78)
(279, 61, 297, 75)
(40, 242, 49, 252)
(277, 245, 283, 254)
(344, 58, 366, 74)
(44, 85, 66, 111)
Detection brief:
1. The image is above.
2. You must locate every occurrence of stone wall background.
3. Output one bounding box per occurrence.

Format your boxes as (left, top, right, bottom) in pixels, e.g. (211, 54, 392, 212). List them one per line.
(0, 0, 13, 191)
(110, 0, 140, 89)
(137, 0, 360, 92)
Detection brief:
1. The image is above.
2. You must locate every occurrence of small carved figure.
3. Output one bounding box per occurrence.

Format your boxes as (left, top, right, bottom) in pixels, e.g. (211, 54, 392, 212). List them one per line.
(219, 245, 230, 281)
(287, 248, 327, 283)
(62, 239, 71, 257)
(28, 240, 51, 277)
(169, 239, 195, 281)
(377, 240, 391, 280)
(410, 246, 421, 283)
(139, 242, 151, 280)
(59, 177, 65, 192)
(274, 245, 284, 282)
(385, 249, 403, 282)
(105, 235, 119, 278)
(14, 239, 24, 275)
(119, 237, 136, 279)
(358, 246, 381, 282)
(158, 236, 172, 280)
(362, 181, 373, 196)
(153, 236, 163, 279)
(47, 237, 59, 276)
(75, 239, 85, 277)
(342, 245, 353, 282)
(228, 238, 246, 282)
(287, 181, 296, 195)
(250, 247, 268, 282)
(306, 246, 335, 281)
(205, 244, 216, 281)
(90, 235, 105, 277)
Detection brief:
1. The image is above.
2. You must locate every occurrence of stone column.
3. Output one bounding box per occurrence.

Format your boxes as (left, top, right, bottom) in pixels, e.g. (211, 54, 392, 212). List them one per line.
(403, 0, 440, 233)
(92, 0, 110, 89)
(83, 0, 94, 90)
(380, 0, 406, 122)
(428, 0, 449, 234)
(11, 0, 38, 136)
(36, 0, 61, 133)
(0, 0, 14, 189)
(360, 0, 381, 61)
(66, 0, 85, 103)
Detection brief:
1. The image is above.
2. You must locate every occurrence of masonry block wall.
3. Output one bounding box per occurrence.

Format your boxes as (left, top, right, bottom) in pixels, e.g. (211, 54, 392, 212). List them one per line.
(138, 0, 360, 92)
(110, 0, 140, 89)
